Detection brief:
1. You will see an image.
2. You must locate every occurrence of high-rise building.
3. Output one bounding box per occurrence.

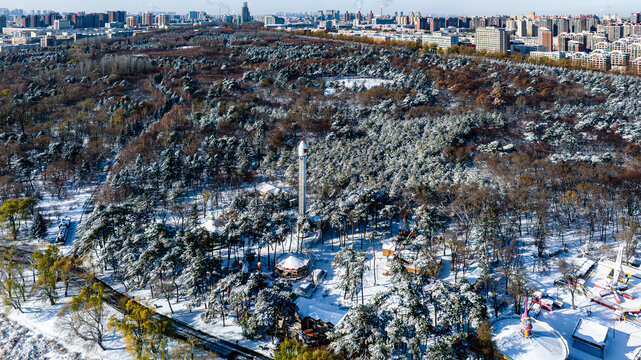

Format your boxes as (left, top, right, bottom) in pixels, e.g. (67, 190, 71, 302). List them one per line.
(396, 15, 409, 25)
(414, 17, 428, 30)
(241, 2, 251, 23)
(539, 17, 553, 32)
(0, 15, 6, 31)
(157, 13, 168, 27)
(429, 17, 446, 32)
(325, 10, 339, 21)
(142, 12, 153, 26)
(108, 10, 126, 23)
(538, 27, 552, 51)
(264, 15, 284, 26)
(554, 18, 569, 35)
(570, 18, 586, 33)
(526, 11, 536, 20)
(458, 16, 470, 28)
(188, 11, 198, 20)
(632, 12, 641, 24)
(567, 40, 585, 52)
(516, 19, 527, 37)
(22, 15, 42, 27)
(126, 16, 137, 28)
(587, 34, 607, 51)
(486, 16, 503, 28)
(470, 17, 486, 29)
(527, 20, 538, 37)
(558, 32, 586, 52)
(42, 12, 60, 26)
(603, 25, 623, 41)
(610, 50, 629, 68)
(476, 27, 509, 54)
(505, 19, 516, 31)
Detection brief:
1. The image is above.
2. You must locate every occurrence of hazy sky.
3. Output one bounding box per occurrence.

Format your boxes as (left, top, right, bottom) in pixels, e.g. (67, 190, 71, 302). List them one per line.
(6, 0, 639, 17)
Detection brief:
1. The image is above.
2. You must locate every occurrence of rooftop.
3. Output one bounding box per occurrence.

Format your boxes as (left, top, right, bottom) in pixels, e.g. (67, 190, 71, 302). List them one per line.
(573, 318, 609, 346)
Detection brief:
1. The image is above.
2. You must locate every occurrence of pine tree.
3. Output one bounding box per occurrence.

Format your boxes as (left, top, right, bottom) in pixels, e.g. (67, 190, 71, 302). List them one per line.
(31, 211, 48, 239)
(246, 279, 297, 342)
(332, 246, 367, 302)
(328, 304, 387, 360)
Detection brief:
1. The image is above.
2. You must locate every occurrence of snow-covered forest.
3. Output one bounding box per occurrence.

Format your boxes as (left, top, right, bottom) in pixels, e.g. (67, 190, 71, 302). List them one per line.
(2, 25, 641, 359)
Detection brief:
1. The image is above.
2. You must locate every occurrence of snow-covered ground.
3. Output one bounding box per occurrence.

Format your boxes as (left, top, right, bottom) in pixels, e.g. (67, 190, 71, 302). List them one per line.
(512, 228, 641, 359)
(97, 268, 276, 357)
(0, 177, 131, 358)
(30, 180, 97, 256)
(4, 286, 129, 360)
(0, 313, 83, 360)
(325, 77, 393, 91)
(12, 176, 641, 360)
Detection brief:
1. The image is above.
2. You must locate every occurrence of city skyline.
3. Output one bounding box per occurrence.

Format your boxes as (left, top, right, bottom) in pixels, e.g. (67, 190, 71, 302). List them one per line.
(1, 0, 639, 17)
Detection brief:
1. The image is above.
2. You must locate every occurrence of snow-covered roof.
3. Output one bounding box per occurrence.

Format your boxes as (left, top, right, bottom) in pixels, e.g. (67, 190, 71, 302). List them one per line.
(298, 140, 307, 157)
(574, 258, 595, 277)
(295, 297, 347, 325)
(277, 254, 309, 270)
(573, 318, 609, 346)
(256, 182, 285, 196)
(492, 316, 568, 360)
(382, 241, 395, 251)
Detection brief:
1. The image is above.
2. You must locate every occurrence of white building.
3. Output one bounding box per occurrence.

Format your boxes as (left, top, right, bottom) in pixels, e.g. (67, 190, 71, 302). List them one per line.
(53, 19, 70, 30)
(422, 32, 459, 50)
(530, 51, 566, 60)
(475, 27, 509, 54)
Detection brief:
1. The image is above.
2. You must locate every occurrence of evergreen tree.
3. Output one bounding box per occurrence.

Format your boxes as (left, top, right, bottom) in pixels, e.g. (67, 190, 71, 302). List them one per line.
(328, 304, 387, 360)
(31, 210, 48, 239)
(245, 279, 297, 342)
(332, 246, 367, 302)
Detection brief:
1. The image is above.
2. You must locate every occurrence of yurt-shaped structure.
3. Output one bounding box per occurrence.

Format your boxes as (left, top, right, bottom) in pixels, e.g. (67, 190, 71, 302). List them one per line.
(276, 254, 310, 280)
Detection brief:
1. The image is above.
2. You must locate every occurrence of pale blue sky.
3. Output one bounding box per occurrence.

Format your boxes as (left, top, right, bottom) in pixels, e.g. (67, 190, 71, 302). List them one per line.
(5, 0, 638, 17)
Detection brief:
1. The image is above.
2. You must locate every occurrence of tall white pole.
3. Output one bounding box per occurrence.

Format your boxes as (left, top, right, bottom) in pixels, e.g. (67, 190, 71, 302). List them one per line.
(298, 140, 307, 216)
